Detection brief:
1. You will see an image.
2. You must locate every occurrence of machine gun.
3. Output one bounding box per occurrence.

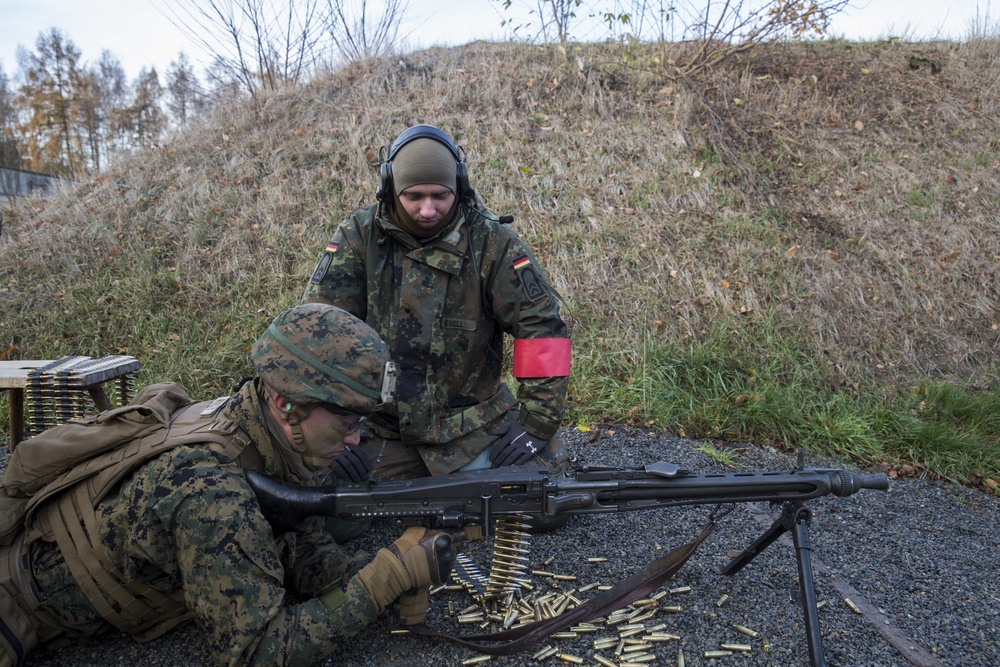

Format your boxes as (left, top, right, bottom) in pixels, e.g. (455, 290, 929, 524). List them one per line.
(247, 459, 888, 666)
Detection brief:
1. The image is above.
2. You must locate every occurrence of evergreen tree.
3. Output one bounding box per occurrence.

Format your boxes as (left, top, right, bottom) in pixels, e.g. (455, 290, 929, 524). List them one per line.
(129, 67, 166, 147)
(165, 53, 207, 130)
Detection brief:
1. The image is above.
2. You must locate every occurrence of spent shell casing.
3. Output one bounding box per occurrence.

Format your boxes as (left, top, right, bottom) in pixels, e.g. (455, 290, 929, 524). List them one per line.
(553, 574, 578, 582)
(620, 627, 645, 638)
(551, 632, 578, 639)
(531, 645, 557, 660)
(389, 629, 411, 635)
(646, 624, 667, 633)
(553, 653, 583, 664)
(845, 598, 862, 614)
(715, 594, 730, 607)
(721, 644, 752, 653)
(626, 654, 657, 664)
(646, 633, 681, 642)
(598, 585, 613, 591)
(630, 610, 656, 623)
(614, 639, 626, 656)
(462, 656, 492, 665)
(587, 557, 608, 563)
(670, 586, 692, 594)
(430, 584, 447, 596)
(570, 623, 599, 633)
(579, 582, 601, 592)
(660, 605, 683, 613)
(458, 614, 485, 623)
(677, 648, 685, 667)
(594, 655, 618, 667)
(703, 650, 733, 658)
(816, 600, 828, 610)
(733, 624, 758, 638)
(593, 637, 619, 650)
(624, 638, 651, 647)
(544, 555, 556, 565)
(461, 605, 480, 615)
(533, 571, 556, 578)
(623, 644, 651, 653)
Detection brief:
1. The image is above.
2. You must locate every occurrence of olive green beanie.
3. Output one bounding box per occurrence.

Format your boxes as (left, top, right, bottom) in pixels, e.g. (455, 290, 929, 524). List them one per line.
(392, 137, 457, 196)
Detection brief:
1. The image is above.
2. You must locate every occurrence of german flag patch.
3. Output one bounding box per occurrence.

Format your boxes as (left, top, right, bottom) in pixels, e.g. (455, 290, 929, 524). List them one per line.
(512, 254, 545, 301)
(309, 242, 338, 284)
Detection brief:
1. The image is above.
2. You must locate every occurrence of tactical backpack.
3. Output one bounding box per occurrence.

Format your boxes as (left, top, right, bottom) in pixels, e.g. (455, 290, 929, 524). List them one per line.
(0, 381, 252, 666)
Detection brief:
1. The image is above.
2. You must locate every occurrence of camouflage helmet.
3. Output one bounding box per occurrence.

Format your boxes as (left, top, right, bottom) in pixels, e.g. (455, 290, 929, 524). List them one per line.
(252, 304, 395, 413)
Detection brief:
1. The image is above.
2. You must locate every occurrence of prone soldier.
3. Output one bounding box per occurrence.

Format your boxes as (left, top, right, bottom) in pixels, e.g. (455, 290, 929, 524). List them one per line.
(0, 304, 460, 666)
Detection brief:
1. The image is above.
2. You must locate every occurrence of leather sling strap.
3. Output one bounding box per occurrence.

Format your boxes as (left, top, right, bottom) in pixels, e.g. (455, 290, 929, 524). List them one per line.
(403, 516, 718, 655)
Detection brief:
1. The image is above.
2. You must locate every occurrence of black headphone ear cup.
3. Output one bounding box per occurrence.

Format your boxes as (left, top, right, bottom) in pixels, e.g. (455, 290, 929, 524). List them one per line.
(377, 161, 393, 202)
(456, 160, 470, 200)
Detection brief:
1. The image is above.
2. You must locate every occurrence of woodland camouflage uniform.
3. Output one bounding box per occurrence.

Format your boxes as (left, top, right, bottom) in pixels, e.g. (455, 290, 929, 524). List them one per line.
(303, 202, 571, 478)
(27, 380, 378, 666)
(3, 305, 451, 666)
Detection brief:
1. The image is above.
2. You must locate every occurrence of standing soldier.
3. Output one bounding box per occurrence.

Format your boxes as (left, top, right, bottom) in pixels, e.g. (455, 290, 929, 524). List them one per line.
(0, 304, 459, 666)
(302, 125, 572, 528)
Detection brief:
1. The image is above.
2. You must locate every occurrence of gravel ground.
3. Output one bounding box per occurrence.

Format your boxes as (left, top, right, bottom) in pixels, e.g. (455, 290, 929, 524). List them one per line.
(19, 426, 1000, 667)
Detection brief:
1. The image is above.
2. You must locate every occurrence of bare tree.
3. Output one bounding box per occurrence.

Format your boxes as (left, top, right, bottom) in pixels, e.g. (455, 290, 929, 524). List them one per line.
(324, 0, 410, 63)
(662, 0, 850, 76)
(495, 0, 849, 74)
(158, 0, 326, 98)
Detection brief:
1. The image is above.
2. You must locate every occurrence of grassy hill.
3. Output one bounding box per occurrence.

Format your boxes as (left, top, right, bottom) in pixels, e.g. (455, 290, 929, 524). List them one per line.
(2, 39, 998, 488)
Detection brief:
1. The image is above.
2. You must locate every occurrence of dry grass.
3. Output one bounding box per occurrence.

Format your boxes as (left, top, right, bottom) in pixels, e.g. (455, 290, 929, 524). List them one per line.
(1, 39, 998, 481)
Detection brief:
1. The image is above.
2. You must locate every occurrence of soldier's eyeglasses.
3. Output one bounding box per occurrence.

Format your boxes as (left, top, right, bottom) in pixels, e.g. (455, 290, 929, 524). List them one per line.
(318, 404, 368, 433)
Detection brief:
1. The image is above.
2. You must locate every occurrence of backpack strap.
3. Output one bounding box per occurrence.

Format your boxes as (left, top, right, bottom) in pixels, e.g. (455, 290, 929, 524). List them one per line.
(26, 398, 243, 639)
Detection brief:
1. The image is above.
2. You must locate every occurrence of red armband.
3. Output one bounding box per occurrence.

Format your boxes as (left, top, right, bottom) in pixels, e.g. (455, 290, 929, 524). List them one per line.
(513, 338, 571, 378)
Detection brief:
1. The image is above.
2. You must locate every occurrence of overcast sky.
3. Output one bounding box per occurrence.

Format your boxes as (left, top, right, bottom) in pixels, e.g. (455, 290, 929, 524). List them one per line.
(1, 0, 994, 80)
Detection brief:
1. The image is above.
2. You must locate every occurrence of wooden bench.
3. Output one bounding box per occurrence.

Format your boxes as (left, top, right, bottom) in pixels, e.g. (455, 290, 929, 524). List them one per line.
(1, 355, 140, 450)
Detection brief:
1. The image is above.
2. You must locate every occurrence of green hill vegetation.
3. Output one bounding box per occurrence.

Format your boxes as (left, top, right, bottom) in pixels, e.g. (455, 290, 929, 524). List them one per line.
(2, 39, 998, 491)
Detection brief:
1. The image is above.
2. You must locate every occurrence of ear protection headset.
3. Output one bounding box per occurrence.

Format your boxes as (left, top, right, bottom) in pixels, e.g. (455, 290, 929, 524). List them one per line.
(376, 124, 472, 205)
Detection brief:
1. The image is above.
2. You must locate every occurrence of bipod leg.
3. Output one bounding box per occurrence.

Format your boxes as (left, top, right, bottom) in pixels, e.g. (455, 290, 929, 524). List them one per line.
(791, 504, 826, 667)
(718, 501, 799, 576)
(719, 501, 827, 667)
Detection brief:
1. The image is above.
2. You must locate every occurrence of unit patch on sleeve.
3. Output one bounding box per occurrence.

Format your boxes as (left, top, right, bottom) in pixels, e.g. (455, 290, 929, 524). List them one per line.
(512, 254, 545, 301)
(309, 243, 337, 284)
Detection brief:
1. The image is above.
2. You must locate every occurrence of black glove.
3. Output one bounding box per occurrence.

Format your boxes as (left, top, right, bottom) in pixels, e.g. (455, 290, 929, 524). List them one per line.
(488, 420, 547, 468)
(330, 445, 373, 482)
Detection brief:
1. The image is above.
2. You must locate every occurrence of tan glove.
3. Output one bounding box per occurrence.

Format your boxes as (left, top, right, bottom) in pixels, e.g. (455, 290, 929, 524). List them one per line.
(354, 527, 455, 615)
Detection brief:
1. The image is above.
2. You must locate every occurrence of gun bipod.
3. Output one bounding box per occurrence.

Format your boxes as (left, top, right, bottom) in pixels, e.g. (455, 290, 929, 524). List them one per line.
(719, 499, 827, 667)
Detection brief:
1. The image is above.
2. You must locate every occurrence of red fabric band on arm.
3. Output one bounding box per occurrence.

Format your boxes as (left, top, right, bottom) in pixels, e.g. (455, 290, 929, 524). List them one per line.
(513, 338, 571, 378)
